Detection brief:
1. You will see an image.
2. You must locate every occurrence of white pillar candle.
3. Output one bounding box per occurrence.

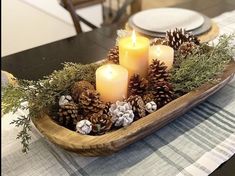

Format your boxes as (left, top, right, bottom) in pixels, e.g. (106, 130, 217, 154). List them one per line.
(149, 45, 174, 70)
(119, 30, 150, 78)
(96, 64, 128, 103)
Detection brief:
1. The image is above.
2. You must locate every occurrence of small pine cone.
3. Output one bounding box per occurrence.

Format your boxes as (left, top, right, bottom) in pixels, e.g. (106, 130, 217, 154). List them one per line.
(166, 28, 200, 50)
(127, 95, 146, 120)
(143, 92, 155, 104)
(88, 110, 113, 135)
(76, 120, 92, 134)
(152, 81, 175, 108)
(71, 81, 95, 102)
(145, 101, 157, 113)
(109, 101, 134, 127)
(178, 42, 198, 56)
(56, 103, 81, 130)
(129, 74, 148, 96)
(187, 33, 200, 45)
(148, 59, 169, 88)
(79, 89, 105, 114)
(150, 38, 168, 46)
(107, 46, 119, 64)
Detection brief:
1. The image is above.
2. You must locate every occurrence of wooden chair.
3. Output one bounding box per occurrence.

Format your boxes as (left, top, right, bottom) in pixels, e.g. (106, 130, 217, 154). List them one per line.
(111, 0, 141, 24)
(61, 0, 142, 34)
(61, 0, 105, 34)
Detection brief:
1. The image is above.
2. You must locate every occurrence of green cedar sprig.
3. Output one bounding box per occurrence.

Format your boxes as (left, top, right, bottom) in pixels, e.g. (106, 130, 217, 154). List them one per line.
(170, 34, 234, 95)
(2, 61, 103, 153)
(10, 115, 31, 153)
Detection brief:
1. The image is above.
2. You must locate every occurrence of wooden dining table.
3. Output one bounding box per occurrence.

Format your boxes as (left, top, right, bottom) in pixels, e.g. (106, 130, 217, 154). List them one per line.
(2, 2, 235, 175)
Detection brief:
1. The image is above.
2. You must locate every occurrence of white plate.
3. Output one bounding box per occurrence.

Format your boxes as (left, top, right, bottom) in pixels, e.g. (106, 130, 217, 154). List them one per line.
(132, 8, 204, 33)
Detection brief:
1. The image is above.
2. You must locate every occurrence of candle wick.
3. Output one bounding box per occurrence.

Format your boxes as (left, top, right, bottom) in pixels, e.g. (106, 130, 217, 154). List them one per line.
(131, 30, 136, 47)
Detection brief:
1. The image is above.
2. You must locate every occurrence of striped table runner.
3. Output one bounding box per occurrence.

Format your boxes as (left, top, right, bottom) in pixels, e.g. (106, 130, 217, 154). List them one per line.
(2, 10, 235, 176)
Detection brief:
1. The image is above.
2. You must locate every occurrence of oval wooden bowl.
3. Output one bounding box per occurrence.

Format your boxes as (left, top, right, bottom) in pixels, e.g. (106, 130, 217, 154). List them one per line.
(32, 61, 235, 157)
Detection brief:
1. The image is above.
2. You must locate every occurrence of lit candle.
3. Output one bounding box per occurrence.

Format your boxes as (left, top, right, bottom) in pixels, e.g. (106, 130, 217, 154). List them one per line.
(96, 64, 128, 103)
(119, 30, 150, 78)
(149, 45, 174, 70)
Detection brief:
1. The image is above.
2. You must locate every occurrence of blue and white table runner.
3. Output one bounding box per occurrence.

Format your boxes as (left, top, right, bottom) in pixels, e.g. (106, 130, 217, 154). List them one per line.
(2, 10, 235, 176)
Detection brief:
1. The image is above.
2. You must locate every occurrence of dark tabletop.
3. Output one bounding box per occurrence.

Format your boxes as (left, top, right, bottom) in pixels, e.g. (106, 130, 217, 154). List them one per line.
(2, 23, 235, 176)
(2, 0, 235, 174)
(1, 24, 118, 80)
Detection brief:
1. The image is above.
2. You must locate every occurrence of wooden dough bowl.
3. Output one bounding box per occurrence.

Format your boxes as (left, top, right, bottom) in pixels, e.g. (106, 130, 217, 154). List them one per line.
(32, 61, 235, 157)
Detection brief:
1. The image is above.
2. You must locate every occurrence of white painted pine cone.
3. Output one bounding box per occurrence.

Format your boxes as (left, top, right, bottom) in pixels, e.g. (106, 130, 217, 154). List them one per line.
(109, 101, 134, 127)
(59, 95, 73, 106)
(145, 101, 157, 113)
(76, 120, 92, 135)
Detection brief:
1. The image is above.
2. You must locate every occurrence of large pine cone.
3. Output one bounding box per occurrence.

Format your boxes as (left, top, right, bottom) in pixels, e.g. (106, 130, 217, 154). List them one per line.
(103, 102, 112, 115)
(127, 95, 146, 120)
(79, 89, 105, 114)
(129, 74, 148, 96)
(150, 38, 168, 46)
(71, 81, 95, 102)
(55, 103, 82, 130)
(107, 46, 119, 64)
(152, 81, 175, 108)
(166, 28, 200, 50)
(148, 59, 169, 88)
(88, 110, 113, 135)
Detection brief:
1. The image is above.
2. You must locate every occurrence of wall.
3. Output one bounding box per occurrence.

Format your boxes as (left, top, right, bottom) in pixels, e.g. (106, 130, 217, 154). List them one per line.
(1, 0, 76, 57)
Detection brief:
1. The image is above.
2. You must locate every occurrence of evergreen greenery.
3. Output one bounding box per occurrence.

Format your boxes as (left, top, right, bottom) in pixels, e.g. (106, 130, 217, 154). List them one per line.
(170, 34, 234, 95)
(2, 34, 234, 153)
(2, 62, 103, 153)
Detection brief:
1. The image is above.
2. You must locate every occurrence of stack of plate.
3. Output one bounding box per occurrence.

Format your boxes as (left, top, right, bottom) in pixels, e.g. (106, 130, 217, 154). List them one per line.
(128, 8, 212, 38)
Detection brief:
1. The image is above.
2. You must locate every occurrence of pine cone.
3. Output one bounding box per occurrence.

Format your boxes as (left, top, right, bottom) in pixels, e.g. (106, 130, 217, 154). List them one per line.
(79, 89, 105, 114)
(178, 42, 198, 56)
(145, 101, 157, 113)
(109, 101, 134, 127)
(56, 103, 81, 130)
(76, 120, 92, 134)
(71, 81, 95, 102)
(150, 38, 168, 46)
(58, 95, 74, 106)
(88, 110, 113, 135)
(103, 102, 112, 115)
(129, 74, 148, 96)
(152, 81, 175, 108)
(143, 92, 155, 104)
(107, 46, 119, 64)
(127, 95, 146, 120)
(166, 28, 200, 50)
(148, 59, 169, 88)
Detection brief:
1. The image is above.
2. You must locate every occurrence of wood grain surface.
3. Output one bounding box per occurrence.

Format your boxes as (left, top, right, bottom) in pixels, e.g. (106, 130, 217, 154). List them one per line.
(32, 60, 235, 156)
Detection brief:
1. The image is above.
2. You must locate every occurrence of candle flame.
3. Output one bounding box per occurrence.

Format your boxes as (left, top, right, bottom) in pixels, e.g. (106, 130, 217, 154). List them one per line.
(132, 30, 136, 46)
(156, 46, 161, 57)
